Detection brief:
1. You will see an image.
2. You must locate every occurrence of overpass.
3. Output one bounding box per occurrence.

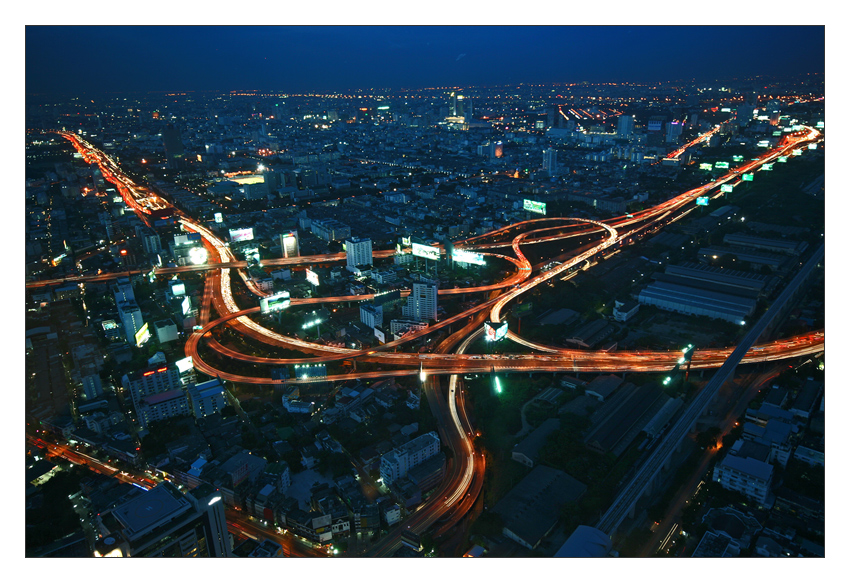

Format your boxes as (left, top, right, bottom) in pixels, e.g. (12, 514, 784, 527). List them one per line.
(594, 243, 824, 538)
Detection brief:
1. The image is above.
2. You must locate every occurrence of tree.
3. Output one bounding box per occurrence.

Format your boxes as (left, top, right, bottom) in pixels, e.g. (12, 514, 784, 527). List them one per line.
(695, 426, 722, 449)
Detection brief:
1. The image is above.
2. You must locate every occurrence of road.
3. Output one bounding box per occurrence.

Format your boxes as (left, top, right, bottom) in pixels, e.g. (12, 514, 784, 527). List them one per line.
(28, 123, 824, 556)
(635, 365, 784, 556)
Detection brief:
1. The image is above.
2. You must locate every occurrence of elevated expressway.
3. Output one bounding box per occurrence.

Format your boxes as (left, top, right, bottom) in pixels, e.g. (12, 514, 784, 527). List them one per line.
(595, 243, 824, 537)
(36, 125, 825, 554)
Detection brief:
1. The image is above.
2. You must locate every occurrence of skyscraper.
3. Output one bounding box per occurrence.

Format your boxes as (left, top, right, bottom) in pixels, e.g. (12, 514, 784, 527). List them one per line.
(450, 91, 465, 118)
(543, 148, 558, 175)
(161, 123, 185, 170)
(402, 283, 438, 321)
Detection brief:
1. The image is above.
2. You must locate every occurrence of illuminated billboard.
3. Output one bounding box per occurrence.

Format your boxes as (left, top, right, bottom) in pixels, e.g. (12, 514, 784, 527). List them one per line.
(699, 163, 713, 171)
(306, 268, 320, 286)
(214, 212, 223, 223)
(484, 321, 508, 342)
(260, 291, 291, 313)
(401, 236, 411, 247)
(229, 227, 254, 242)
(714, 161, 729, 169)
(792, 149, 803, 156)
(742, 173, 754, 181)
(696, 197, 710, 206)
(721, 184, 734, 193)
(452, 249, 486, 266)
(181, 296, 191, 316)
(808, 143, 817, 150)
(778, 156, 787, 163)
(523, 199, 547, 215)
(761, 163, 773, 171)
(411, 242, 441, 261)
(816, 121, 824, 129)
(135, 322, 151, 347)
(731, 155, 744, 162)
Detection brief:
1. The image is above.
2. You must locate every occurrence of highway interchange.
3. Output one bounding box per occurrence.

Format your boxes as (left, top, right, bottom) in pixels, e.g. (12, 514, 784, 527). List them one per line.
(38, 123, 825, 555)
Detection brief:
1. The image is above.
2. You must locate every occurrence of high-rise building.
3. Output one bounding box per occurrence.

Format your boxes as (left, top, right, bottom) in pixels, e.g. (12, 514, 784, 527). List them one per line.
(666, 120, 684, 143)
(161, 123, 186, 170)
(450, 91, 465, 118)
(543, 148, 558, 175)
(617, 114, 634, 137)
(112, 280, 135, 304)
(81, 373, 103, 401)
(137, 388, 189, 428)
(360, 303, 383, 329)
(380, 431, 441, 485)
(94, 482, 231, 557)
(401, 283, 438, 322)
(117, 300, 145, 345)
(346, 236, 373, 270)
(490, 141, 503, 159)
(141, 232, 162, 255)
(121, 363, 182, 410)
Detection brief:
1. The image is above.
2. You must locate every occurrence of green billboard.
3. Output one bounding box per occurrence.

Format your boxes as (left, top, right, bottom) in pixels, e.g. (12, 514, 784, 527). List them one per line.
(523, 199, 547, 215)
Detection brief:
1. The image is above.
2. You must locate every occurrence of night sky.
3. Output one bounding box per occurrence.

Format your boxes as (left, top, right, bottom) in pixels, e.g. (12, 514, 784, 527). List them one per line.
(25, 25, 825, 95)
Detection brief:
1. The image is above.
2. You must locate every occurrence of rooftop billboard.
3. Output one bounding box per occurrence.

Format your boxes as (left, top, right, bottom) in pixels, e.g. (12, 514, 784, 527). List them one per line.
(411, 242, 441, 261)
(523, 199, 547, 215)
(229, 227, 254, 242)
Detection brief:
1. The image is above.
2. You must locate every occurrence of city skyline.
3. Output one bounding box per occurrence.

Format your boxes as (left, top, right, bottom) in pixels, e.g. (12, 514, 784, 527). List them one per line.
(26, 24, 825, 95)
(23, 15, 829, 565)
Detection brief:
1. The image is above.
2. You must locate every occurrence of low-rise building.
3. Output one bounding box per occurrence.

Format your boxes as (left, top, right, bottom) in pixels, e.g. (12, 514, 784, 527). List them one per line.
(379, 431, 440, 486)
(491, 465, 586, 550)
(712, 452, 773, 505)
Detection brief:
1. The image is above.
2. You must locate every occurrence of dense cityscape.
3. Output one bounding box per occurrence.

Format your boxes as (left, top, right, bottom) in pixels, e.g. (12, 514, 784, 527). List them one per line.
(24, 24, 826, 562)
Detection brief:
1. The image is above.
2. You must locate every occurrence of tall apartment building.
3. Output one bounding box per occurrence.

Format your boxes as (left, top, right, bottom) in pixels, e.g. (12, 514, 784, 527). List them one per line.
(112, 281, 135, 304)
(81, 373, 104, 401)
(117, 300, 145, 345)
(94, 482, 231, 557)
(360, 303, 383, 329)
(401, 283, 438, 322)
(543, 148, 558, 175)
(141, 232, 162, 255)
(346, 236, 373, 270)
(617, 114, 634, 137)
(137, 388, 190, 428)
(121, 363, 182, 410)
(280, 231, 300, 258)
(380, 431, 441, 485)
